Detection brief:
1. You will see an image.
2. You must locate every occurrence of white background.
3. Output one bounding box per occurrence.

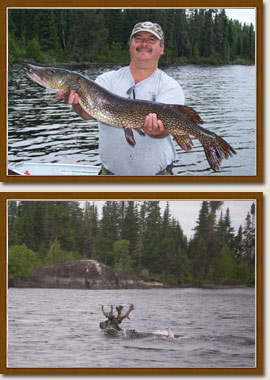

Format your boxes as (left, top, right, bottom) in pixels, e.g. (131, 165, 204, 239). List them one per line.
(1, 3, 269, 379)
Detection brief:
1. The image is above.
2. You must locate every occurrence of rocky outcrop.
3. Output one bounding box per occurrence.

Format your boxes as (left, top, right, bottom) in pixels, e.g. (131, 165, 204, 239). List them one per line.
(12, 260, 166, 289)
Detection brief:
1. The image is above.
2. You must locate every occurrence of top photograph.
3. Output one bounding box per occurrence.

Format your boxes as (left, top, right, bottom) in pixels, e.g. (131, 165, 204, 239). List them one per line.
(1, 3, 263, 182)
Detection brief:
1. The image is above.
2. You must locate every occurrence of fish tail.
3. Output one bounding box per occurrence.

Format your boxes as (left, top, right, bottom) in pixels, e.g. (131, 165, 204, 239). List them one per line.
(202, 134, 236, 171)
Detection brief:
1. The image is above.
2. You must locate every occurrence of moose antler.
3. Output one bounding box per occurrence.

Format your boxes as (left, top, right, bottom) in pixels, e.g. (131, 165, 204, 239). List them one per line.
(117, 304, 134, 323)
(116, 305, 124, 318)
(101, 305, 114, 319)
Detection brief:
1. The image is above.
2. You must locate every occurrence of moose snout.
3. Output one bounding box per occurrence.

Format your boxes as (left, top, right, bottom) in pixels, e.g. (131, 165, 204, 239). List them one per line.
(100, 321, 108, 329)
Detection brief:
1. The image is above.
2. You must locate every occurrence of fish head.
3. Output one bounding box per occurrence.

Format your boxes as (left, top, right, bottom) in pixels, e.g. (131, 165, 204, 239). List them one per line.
(24, 64, 73, 92)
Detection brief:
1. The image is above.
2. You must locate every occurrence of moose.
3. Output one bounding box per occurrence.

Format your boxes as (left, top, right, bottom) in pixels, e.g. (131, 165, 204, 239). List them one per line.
(99, 304, 175, 339)
(100, 304, 135, 331)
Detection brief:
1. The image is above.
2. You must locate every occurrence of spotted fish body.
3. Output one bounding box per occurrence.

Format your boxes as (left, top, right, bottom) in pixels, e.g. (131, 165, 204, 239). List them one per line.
(25, 64, 236, 171)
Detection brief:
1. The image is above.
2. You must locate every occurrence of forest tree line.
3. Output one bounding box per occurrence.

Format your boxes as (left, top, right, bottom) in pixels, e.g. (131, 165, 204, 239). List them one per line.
(8, 200, 255, 286)
(8, 9, 255, 65)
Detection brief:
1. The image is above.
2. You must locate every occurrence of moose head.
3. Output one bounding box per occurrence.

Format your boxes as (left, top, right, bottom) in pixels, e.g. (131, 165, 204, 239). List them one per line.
(100, 304, 134, 331)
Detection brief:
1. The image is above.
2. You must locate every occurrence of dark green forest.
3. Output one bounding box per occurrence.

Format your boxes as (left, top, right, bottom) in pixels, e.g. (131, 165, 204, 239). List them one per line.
(8, 9, 255, 65)
(8, 200, 255, 286)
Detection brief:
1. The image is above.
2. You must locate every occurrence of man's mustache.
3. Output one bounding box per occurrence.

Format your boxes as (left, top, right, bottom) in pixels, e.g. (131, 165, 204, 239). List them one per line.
(136, 47, 152, 52)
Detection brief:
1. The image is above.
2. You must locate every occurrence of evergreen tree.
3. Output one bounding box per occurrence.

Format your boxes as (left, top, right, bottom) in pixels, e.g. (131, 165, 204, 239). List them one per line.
(202, 9, 214, 58)
(8, 201, 19, 246)
(9, 201, 39, 252)
(167, 217, 189, 280)
(142, 201, 162, 271)
(223, 207, 235, 251)
(49, 202, 77, 252)
(194, 201, 209, 238)
(214, 244, 236, 283)
(233, 225, 245, 260)
(189, 235, 207, 280)
(189, 201, 209, 277)
(65, 10, 108, 61)
(33, 10, 59, 52)
(206, 201, 223, 275)
(120, 201, 139, 264)
(93, 201, 120, 266)
(175, 244, 190, 283)
(112, 240, 132, 272)
(78, 202, 98, 259)
(135, 201, 147, 269)
(104, 9, 126, 49)
(157, 204, 184, 277)
(242, 207, 255, 267)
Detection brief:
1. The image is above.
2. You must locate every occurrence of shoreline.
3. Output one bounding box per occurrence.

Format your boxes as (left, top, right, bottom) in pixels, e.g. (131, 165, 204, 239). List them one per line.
(8, 283, 254, 290)
(9, 59, 255, 68)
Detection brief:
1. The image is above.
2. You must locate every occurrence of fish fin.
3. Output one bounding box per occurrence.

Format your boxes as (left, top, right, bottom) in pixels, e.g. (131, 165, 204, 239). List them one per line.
(124, 128, 136, 147)
(134, 128, 145, 136)
(201, 132, 236, 171)
(173, 134, 193, 151)
(171, 105, 203, 124)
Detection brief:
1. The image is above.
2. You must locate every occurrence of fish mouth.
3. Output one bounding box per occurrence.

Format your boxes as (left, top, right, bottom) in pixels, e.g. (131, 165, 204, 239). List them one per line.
(24, 64, 57, 91)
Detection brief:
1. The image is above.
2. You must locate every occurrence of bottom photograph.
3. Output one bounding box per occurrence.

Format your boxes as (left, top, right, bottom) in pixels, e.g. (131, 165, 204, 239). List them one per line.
(0, 192, 263, 375)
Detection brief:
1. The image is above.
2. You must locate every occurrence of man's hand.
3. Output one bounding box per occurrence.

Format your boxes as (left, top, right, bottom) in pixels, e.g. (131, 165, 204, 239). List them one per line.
(56, 89, 92, 120)
(143, 113, 168, 138)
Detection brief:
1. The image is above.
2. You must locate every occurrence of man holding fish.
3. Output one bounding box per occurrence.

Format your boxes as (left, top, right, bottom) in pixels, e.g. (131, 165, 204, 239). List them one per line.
(26, 22, 235, 174)
(57, 21, 185, 175)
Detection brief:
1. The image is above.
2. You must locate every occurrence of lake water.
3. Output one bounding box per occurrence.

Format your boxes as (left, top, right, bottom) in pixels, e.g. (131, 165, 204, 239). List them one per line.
(8, 64, 256, 176)
(7, 287, 256, 368)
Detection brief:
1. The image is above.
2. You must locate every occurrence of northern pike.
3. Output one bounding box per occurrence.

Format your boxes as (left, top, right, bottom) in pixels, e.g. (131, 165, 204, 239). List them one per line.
(25, 64, 236, 171)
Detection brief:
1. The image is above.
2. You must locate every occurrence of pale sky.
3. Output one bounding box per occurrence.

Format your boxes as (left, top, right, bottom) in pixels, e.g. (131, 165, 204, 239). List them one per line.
(224, 8, 256, 26)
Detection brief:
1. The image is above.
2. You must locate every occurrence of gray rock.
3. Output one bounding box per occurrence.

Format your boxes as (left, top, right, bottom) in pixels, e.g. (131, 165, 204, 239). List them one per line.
(13, 260, 166, 289)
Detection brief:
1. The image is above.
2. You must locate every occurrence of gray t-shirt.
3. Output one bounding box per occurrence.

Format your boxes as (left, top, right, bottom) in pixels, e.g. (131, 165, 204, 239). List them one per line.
(95, 66, 185, 175)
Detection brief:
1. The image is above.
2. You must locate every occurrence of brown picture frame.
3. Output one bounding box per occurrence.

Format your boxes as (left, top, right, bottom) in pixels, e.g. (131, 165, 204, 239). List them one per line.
(0, 191, 263, 374)
(0, 0, 263, 183)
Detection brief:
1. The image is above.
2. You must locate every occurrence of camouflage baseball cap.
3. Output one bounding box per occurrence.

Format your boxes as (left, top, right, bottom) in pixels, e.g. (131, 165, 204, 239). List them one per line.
(130, 21, 164, 44)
